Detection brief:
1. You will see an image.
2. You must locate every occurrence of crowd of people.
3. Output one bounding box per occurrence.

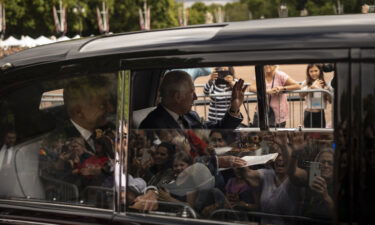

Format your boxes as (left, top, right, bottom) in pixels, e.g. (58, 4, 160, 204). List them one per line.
(126, 129, 335, 223)
(0, 47, 25, 58)
(207, 64, 334, 128)
(0, 65, 336, 223)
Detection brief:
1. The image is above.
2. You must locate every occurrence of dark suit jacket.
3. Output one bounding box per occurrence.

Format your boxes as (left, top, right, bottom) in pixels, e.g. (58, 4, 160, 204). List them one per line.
(139, 104, 242, 129)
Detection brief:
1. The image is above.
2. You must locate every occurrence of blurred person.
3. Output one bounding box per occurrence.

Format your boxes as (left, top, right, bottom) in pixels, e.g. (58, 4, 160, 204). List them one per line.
(0, 130, 17, 170)
(300, 64, 333, 128)
(249, 65, 300, 127)
(362, 4, 370, 13)
(209, 130, 228, 148)
(148, 142, 176, 186)
(204, 67, 237, 122)
(159, 154, 227, 218)
(225, 167, 259, 211)
(240, 136, 303, 225)
(285, 133, 334, 219)
(157, 151, 195, 206)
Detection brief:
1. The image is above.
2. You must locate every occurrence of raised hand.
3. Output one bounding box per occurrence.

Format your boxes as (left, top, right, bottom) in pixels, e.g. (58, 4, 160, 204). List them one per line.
(230, 79, 248, 114)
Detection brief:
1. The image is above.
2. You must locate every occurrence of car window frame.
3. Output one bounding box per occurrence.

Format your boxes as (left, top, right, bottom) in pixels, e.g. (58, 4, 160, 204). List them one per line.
(119, 48, 349, 224)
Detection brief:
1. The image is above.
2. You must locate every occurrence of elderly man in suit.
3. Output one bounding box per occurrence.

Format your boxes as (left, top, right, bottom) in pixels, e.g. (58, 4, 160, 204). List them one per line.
(133, 70, 248, 211)
(39, 75, 115, 202)
(140, 70, 247, 129)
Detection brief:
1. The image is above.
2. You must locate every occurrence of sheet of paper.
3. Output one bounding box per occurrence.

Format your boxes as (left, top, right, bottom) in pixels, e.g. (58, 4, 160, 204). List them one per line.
(214, 147, 232, 155)
(241, 153, 279, 167)
(219, 153, 278, 171)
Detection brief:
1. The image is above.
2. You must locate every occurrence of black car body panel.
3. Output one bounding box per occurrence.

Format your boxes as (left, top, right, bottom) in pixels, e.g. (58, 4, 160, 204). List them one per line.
(0, 13, 374, 225)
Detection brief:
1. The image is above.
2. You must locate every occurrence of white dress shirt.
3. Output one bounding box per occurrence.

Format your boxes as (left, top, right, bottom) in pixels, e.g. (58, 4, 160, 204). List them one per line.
(70, 119, 95, 151)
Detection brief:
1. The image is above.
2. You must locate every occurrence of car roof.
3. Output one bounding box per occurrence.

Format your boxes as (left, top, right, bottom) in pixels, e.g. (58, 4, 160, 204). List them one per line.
(1, 13, 374, 70)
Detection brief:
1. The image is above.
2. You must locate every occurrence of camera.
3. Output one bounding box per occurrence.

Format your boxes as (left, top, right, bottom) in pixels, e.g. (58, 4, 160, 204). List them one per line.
(215, 70, 232, 85)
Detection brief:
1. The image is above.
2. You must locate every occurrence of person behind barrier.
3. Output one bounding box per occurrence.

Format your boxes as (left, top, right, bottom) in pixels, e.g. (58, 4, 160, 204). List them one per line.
(300, 64, 333, 128)
(249, 65, 300, 127)
(204, 67, 237, 122)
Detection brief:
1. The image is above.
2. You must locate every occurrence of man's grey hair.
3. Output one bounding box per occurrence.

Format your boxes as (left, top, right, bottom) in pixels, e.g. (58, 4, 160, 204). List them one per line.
(159, 70, 192, 102)
(63, 75, 110, 117)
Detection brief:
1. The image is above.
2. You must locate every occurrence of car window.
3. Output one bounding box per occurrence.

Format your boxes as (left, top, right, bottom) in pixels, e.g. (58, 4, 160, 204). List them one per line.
(126, 63, 336, 224)
(0, 72, 118, 209)
(39, 89, 64, 110)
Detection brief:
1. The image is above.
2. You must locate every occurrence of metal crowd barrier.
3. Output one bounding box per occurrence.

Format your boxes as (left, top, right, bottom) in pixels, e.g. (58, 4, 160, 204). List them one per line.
(39, 93, 64, 109)
(40, 87, 333, 129)
(194, 88, 333, 129)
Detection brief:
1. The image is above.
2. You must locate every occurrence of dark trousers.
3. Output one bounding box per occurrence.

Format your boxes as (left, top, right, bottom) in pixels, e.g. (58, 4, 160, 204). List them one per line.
(304, 110, 326, 128)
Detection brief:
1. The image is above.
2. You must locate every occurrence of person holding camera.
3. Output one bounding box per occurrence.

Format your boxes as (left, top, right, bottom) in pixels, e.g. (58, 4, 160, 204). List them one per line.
(250, 65, 300, 127)
(282, 133, 334, 220)
(300, 64, 333, 128)
(204, 67, 237, 122)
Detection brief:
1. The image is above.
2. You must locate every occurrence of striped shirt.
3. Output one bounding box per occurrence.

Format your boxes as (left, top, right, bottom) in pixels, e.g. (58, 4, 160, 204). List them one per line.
(204, 81, 232, 122)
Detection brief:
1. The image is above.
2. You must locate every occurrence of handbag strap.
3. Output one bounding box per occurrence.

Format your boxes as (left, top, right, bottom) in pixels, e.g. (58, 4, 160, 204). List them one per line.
(268, 73, 276, 105)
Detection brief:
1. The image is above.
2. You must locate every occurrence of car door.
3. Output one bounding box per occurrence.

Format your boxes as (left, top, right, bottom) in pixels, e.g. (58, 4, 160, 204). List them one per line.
(0, 60, 125, 224)
(114, 48, 348, 225)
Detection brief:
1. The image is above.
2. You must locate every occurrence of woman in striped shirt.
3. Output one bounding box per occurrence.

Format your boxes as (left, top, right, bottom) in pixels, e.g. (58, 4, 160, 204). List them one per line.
(204, 67, 236, 122)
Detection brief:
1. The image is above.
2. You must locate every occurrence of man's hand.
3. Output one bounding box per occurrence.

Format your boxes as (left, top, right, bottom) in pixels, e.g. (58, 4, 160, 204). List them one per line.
(129, 189, 158, 211)
(287, 132, 305, 154)
(218, 155, 246, 168)
(230, 79, 247, 114)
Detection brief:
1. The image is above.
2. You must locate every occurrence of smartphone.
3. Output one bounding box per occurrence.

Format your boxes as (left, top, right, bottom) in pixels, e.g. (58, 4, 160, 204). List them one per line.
(215, 70, 232, 85)
(309, 162, 321, 187)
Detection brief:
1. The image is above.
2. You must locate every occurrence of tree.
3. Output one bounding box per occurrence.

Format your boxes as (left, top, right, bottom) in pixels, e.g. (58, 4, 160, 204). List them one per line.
(305, 0, 336, 15)
(188, 2, 207, 25)
(149, 0, 178, 29)
(224, 2, 249, 22)
(110, 0, 141, 33)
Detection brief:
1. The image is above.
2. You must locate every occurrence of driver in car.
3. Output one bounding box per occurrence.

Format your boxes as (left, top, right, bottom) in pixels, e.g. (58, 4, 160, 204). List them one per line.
(39, 75, 115, 202)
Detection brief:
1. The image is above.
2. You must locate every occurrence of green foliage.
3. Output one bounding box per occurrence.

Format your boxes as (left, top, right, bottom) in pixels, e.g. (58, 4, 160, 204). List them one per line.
(224, 2, 249, 21)
(0, 0, 370, 38)
(189, 2, 207, 25)
(149, 0, 178, 29)
(305, 0, 335, 15)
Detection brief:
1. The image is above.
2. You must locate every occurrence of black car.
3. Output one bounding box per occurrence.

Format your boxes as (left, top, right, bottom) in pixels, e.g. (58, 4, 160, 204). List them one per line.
(0, 13, 374, 225)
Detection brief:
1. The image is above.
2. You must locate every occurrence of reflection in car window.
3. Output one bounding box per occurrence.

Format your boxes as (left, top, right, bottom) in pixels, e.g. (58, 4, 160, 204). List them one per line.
(0, 73, 117, 209)
(128, 64, 336, 224)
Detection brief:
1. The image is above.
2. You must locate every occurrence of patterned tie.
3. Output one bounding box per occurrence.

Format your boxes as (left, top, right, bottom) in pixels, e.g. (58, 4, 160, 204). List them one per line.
(178, 116, 189, 129)
(87, 134, 96, 153)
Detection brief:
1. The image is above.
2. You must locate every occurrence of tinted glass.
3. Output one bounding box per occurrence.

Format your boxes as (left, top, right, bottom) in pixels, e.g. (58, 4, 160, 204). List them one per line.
(0, 73, 117, 209)
(126, 64, 335, 224)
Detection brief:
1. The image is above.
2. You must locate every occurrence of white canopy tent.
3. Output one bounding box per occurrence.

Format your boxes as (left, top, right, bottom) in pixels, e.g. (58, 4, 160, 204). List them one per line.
(1, 36, 22, 47)
(35, 35, 55, 45)
(20, 35, 37, 48)
(0, 35, 74, 48)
